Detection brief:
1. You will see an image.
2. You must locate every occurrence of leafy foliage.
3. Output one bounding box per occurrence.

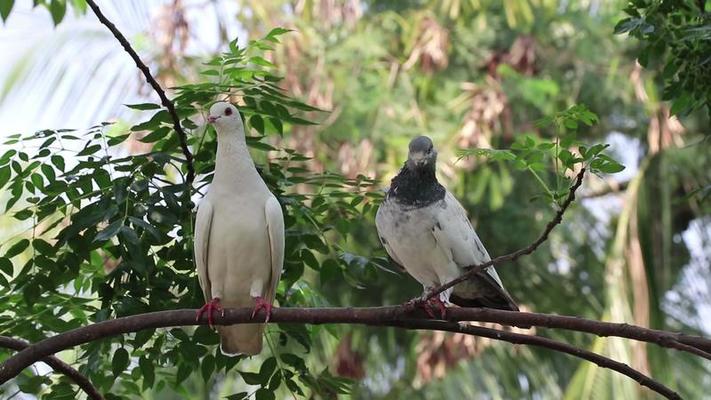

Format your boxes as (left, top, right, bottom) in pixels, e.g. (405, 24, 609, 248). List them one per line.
(0, 0, 88, 25)
(0, 30, 374, 398)
(459, 104, 623, 205)
(615, 0, 711, 115)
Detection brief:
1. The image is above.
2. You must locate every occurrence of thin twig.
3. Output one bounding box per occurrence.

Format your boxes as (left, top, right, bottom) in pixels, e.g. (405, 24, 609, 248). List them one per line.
(0, 336, 103, 400)
(84, 0, 195, 187)
(581, 179, 631, 199)
(425, 168, 586, 302)
(1, 305, 708, 395)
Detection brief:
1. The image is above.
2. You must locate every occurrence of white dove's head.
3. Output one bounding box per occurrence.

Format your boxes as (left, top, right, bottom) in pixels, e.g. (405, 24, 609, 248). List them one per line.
(406, 135, 437, 170)
(207, 102, 244, 135)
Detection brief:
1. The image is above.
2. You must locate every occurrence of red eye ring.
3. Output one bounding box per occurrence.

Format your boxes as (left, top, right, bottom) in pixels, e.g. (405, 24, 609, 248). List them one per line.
(224, 108, 233, 116)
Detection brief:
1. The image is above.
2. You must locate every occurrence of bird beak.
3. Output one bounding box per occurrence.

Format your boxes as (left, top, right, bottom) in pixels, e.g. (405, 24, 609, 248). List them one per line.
(207, 115, 219, 124)
(410, 152, 426, 165)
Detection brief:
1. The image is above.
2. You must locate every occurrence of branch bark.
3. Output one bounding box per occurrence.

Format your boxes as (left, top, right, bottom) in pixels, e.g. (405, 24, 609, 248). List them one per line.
(84, 0, 195, 186)
(426, 168, 586, 302)
(2, 306, 708, 397)
(0, 336, 103, 400)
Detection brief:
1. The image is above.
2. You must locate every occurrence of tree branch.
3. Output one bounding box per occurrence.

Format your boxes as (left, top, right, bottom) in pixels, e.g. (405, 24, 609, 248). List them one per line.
(0, 336, 103, 400)
(443, 308, 711, 358)
(426, 167, 586, 302)
(401, 320, 681, 400)
(2, 306, 708, 397)
(84, 0, 195, 187)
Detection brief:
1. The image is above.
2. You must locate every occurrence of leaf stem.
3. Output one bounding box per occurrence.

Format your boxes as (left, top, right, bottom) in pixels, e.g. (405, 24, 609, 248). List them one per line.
(527, 167, 557, 205)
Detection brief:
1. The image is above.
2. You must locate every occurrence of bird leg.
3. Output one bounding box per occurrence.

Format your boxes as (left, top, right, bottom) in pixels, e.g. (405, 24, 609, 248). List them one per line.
(428, 296, 448, 320)
(196, 297, 223, 329)
(251, 296, 273, 322)
(404, 297, 437, 319)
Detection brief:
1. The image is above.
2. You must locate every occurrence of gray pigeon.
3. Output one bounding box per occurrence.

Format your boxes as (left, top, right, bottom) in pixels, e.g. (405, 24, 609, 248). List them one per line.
(194, 102, 284, 355)
(375, 136, 518, 314)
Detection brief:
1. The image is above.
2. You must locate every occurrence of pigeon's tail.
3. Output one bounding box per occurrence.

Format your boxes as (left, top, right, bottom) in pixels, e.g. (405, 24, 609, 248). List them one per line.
(450, 272, 520, 312)
(217, 324, 265, 356)
(215, 299, 265, 356)
(450, 292, 519, 311)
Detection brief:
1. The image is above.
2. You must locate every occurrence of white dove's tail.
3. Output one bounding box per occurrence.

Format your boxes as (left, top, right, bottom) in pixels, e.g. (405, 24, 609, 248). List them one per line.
(217, 323, 265, 356)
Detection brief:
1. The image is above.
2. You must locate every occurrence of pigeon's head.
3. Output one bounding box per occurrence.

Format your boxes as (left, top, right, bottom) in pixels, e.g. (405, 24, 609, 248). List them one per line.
(406, 135, 437, 171)
(207, 102, 243, 134)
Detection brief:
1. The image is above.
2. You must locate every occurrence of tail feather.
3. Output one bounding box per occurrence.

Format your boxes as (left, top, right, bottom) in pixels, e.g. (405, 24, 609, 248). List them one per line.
(217, 324, 265, 356)
(451, 271, 520, 311)
(450, 293, 519, 311)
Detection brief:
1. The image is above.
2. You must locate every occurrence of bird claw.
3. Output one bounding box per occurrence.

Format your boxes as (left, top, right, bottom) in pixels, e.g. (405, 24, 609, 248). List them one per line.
(404, 297, 446, 319)
(251, 296, 273, 322)
(196, 298, 223, 329)
(429, 297, 448, 320)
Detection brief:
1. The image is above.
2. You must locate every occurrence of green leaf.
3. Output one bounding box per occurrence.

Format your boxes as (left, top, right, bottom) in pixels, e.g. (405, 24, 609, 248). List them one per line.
(126, 103, 162, 111)
(49, 0, 66, 26)
(139, 356, 155, 389)
(597, 161, 625, 174)
(94, 220, 123, 242)
(30, 173, 44, 189)
(111, 348, 130, 377)
(249, 56, 275, 68)
(77, 144, 102, 156)
(0, 257, 12, 276)
(4, 239, 29, 258)
(0, 165, 10, 189)
(265, 27, 292, 42)
(240, 371, 263, 385)
(670, 93, 693, 116)
(281, 353, 307, 372)
(51, 155, 65, 171)
(250, 114, 265, 134)
(13, 209, 33, 220)
(259, 357, 277, 382)
(40, 164, 56, 182)
(255, 388, 275, 400)
(201, 354, 215, 382)
(139, 127, 170, 143)
(0, 0, 13, 23)
(32, 239, 54, 255)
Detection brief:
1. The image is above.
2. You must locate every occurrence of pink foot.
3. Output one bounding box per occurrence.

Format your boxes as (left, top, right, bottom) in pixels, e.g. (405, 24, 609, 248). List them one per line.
(404, 298, 437, 319)
(251, 296, 273, 322)
(196, 297, 223, 328)
(429, 297, 448, 320)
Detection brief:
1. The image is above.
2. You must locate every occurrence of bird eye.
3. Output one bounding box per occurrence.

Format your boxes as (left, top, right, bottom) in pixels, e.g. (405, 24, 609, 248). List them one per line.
(224, 108, 233, 116)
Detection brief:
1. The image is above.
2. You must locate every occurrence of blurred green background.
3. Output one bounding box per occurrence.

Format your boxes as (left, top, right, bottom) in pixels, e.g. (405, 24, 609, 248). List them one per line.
(0, 0, 709, 399)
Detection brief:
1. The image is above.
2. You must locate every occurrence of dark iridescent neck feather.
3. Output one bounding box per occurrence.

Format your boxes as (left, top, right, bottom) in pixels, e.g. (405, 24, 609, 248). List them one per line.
(387, 163, 445, 207)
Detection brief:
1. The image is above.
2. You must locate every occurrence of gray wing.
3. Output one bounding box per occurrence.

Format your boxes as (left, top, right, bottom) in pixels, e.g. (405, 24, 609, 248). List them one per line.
(431, 191, 518, 310)
(375, 203, 406, 268)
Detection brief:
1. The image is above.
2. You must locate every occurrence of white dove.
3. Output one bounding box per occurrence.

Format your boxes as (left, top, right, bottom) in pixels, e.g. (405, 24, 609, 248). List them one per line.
(194, 101, 284, 355)
(376, 136, 518, 318)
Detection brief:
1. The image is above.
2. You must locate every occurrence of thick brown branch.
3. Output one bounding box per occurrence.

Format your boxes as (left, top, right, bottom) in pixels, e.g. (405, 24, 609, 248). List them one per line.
(399, 320, 681, 400)
(0, 336, 103, 400)
(85, 0, 195, 186)
(2, 306, 709, 395)
(444, 308, 711, 359)
(426, 168, 586, 301)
